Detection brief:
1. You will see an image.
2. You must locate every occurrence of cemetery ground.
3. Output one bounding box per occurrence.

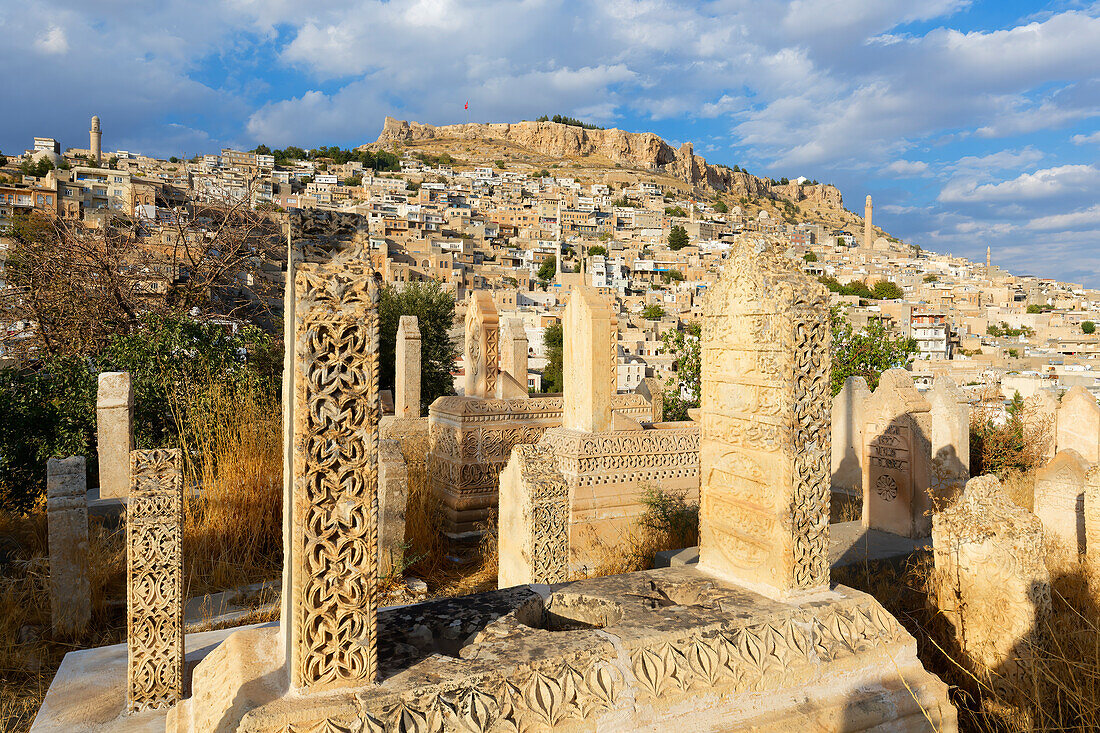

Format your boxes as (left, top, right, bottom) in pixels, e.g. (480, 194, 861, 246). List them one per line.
(3, 392, 1100, 732)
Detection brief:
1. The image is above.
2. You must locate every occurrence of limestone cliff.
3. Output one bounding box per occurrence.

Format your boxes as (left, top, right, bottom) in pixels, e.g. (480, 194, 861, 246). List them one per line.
(371, 117, 842, 207)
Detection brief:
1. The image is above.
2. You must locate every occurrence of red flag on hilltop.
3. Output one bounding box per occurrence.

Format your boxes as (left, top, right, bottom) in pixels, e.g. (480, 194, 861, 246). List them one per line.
(465, 101, 468, 110)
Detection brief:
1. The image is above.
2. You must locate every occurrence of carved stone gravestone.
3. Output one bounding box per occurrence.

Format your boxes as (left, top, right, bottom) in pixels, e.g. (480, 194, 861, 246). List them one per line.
(928, 375, 970, 496)
(497, 444, 570, 587)
(698, 240, 831, 597)
(287, 253, 381, 691)
(1034, 449, 1090, 553)
(127, 448, 183, 712)
(862, 369, 933, 538)
(464, 291, 499, 399)
(933, 474, 1050, 696)
(47, 456, 90, 637)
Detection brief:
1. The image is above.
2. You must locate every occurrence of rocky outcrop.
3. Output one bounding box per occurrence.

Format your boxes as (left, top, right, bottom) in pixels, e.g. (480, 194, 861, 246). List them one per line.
(370, 118, 843, 207)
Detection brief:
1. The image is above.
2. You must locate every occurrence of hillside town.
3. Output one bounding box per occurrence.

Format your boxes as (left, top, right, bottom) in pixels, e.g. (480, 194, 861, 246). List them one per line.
(2, 116, 1097, 402)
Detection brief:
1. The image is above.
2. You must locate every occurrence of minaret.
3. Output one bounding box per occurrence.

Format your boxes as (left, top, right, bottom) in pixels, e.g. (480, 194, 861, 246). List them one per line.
(986, 246, 991, 271)
(90, 115, 102, 165)
(863, 194, 873, 249)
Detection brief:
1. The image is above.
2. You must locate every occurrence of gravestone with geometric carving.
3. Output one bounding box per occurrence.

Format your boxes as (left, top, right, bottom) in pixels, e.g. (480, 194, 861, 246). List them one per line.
(497, 444, 570, 587)
(127, 448, 183, 712)
(697, 239, 831, 597)
(1034, 449, 1090, 554)
(862, 369, 934, 538)
(464, 291, 499, 399)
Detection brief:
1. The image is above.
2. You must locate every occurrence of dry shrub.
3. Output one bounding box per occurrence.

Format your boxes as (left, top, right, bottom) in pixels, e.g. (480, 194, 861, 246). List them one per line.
(831, 491, 862, 523)
(584, 486, 699, 579)
(0, 510, 126, 733)
(836, 524, 1100, 733)
(171, 376, 282, 598)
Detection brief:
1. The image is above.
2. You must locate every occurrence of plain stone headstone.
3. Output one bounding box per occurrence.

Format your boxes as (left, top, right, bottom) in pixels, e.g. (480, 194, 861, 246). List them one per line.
(47, 456, 90, 637)
(395, 315, 421, 418)
(831, 376, 870, 493)
(1056, 386, 1100, 463)
(928, 375, 970, 496)
(1034, 449, 1091, 553)
(500, 317, 529, 394)
(96, 372, 133, 500)
(378, 439, 409, 576)
(563, 287, 615, 433)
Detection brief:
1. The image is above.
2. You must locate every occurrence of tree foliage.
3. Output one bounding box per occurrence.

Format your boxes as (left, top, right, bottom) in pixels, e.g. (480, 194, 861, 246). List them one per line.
(642, 304, 666, 319)
(661, 323, 701, 421)
(830, 307, 916, 397)
(537, 256, 556, 285)
(377, 281, 459, 413)
(818, 275, 873, 299)
(541, 321, 564, 393)
(1083, 321, 1096, 334)
(668, 225, 689, 251)
(872, 281, 904, 300)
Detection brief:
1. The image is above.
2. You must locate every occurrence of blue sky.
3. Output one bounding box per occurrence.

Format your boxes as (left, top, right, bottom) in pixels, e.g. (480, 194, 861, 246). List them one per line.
(2, 1, 1100, 286)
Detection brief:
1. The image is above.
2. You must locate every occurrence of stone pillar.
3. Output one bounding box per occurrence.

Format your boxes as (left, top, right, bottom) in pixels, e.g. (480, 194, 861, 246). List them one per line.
(863, 194, 873, 249)
(464, 291, 499, 399)
(498, 444, 570, 588)
(697, 240, 831, 597)
(831, 376, 870, 493)
(378, 439, 409, 577)
(635, 377, 665, 423)
(563, 287, 614, 433)
(1056, 386, 1100, 462)
(1034, 449, 1090, 554)
(928, 375, 970, 496)
(395, 315, 421, 418)
(127, 448, 183, 712)
(500, 317, 529, 392)
(862, 369, 933, 538)
(47, 456, 90, 637)
(287, 256, 380, 691)
(97, 371, 133, 499)
(1086, 467, 1100, 567)
(932, 475, 1049, 695)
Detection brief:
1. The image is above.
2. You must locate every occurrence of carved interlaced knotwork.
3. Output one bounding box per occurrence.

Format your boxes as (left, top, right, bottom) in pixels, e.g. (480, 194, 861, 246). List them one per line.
(292, 260, 380, 690)
(127, 448, 183, 712)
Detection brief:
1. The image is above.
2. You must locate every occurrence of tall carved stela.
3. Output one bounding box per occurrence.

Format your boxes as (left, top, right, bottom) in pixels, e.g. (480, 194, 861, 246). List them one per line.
(289, 253, 381, 691)
(464, 291, 500, 399)
(127, 448, 183, 712)
(698, 241, 831, 596)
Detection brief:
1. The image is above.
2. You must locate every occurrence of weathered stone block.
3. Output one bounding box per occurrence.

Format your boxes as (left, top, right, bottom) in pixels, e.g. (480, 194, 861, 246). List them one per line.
(395, 315, 421, 418)
(47, 456, 90, 637)
(831, 376, 870, 493)
(464, 291, 499, 399)
(1034, 449, 1090, 553)
(97, 372, 133, 500)
(932, 474, 1050, 696)
(1056, 386, 1100, 463)
(378, 439, 409, 576)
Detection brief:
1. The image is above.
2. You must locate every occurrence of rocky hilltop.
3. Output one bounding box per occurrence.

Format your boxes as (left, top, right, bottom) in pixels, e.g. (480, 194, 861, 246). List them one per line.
(371, 117, 842, 208)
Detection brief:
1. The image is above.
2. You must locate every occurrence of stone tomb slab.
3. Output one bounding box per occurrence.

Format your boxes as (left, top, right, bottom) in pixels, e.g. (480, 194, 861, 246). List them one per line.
(171, 566, 955, 732)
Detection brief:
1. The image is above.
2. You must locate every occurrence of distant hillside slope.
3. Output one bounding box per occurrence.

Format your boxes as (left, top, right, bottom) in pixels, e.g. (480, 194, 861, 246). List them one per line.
(369, 117, 842, 209)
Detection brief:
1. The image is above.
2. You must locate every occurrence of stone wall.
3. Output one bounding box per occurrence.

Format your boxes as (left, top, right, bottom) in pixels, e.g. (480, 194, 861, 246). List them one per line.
(428, 393, 652, 538)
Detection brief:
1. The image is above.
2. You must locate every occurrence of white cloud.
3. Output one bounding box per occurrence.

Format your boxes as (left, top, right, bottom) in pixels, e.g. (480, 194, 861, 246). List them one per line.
(1072, 131, 1100, 144)
(34, 25, 68, 55)
(938, 164, 1098, 204)
(883, 159, 930, 176)
(1027, 204, 1100, 231)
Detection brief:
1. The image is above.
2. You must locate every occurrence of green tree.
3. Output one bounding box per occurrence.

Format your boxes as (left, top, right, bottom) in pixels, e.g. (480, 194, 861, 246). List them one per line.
(830, 308, 916, 396)
(0, 153, 8, 167)
(643, 304, 666, 319)
(169, 156, 179, 163)
(343, 175, 362, 187)
(923, 274, 939, 283)
(661, 323, 701, 421)
(537, 256, 556, 286)
(803, 252, 818, 262)
(668, 225, 689, 250)
(377, 281, 459, 413)
(664, 206, 687, 217)
(541, 321, 564, 392)
(661, 269, 684, 284)
(587, 245, 607, 258)
(1084, 321, 1096, 334)
(872, 281, 904, 300)
(713, 200, 728, 214)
